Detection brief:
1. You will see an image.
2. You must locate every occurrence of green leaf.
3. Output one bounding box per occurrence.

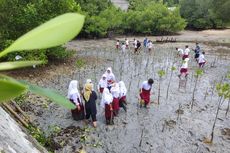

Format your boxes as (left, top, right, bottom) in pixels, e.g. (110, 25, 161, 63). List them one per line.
(21, 81, 75, 109)
(0, 13, 85, 57)
(0, 79, 27, 102)
(0, 61, 44, 71)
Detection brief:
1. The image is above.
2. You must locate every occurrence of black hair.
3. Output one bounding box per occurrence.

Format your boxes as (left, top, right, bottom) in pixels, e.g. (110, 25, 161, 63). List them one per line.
(148, 78, 154, 84)
(202, 51, 205, 54)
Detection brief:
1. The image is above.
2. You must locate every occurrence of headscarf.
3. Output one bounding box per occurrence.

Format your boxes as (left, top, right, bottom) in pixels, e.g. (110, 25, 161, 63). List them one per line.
(110, 82, 120, 98)
(84, 83, 92, 102)
(105, 67, 115, 81)
(100, 88, 113, 108)
(98, 74, 107, 88)
(119, 81, 127, 97)
(67, 80, 81, 102)
(85, 79, 94, 91)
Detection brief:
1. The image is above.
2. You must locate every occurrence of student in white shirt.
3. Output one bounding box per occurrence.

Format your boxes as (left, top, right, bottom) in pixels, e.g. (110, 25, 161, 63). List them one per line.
(178, 58, 189, 79)
(121, 42, 126, 53)
(176, 47, 184, 58)
(198, 52, 206, 68)
(183, 45, 190, 60)
(147, 40, 153, 52)
(139, 78, 154, 108)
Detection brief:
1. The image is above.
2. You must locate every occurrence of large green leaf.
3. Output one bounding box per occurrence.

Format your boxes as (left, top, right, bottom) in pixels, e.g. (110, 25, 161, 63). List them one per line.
(0, 79, 27, 102)
(0, 61, 44, 71)
(0, 13, 85, 57)
(21, 81, 75, 109)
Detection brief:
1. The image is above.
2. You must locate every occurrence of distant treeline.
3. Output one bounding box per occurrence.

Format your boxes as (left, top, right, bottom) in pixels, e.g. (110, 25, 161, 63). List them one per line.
(0, 0, 229, 61)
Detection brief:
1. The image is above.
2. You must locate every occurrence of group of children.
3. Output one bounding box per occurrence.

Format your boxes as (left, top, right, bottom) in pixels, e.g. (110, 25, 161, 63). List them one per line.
(67, 67, 155, 127)
(177, 43, 207, 79)
(116, 38, 153, 53)
(68, 67, 128, 126)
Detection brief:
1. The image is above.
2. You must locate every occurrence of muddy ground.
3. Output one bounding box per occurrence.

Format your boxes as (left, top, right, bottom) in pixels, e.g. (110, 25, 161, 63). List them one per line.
(5, 30, 230, 153)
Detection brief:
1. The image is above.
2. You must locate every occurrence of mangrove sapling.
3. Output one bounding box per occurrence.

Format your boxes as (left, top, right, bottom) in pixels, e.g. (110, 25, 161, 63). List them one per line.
(166, 66, 176, 99)
(191, 69, 203, 110)
(208, 83, 229, 143)
(157, 70, 166, 105)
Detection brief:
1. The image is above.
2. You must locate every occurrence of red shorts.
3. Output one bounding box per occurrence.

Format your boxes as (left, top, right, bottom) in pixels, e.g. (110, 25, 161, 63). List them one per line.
(199, 62, 206, 67)
(180, 68, 188, 74)
(116, 45, 119, 49)
(182, 55, 189, 60)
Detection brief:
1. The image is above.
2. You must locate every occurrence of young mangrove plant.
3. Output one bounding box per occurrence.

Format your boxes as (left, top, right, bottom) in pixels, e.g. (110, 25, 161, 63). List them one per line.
(166, 66, 176, 99)
(208, 83, 230, 143)
(191, 69, 203, 110)
(157, 70, 166, 105)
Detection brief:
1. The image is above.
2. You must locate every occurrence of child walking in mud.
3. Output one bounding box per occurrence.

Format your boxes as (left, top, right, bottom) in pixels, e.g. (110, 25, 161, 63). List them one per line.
(119, 81, 127, 112)
(68, 80, 85, 121)
(110, 81, 120, 116)
(178, 58, 189, 79)
(183, 45, 190, 60)
(139, 78, 154, 108)
(83, 83, 98, 128)
(101, 88, 114, 125)
(198, 51, 206, 68)
(116, 40, 120, 50)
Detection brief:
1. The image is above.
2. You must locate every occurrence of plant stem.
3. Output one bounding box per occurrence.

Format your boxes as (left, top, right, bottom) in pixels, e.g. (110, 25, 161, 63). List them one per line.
(226, 99, 230, 117)
(158, 79, 161, 105)
(166, 70, 173, 99)
(210, 96, 223, 142)
(191, 77, 198, 110)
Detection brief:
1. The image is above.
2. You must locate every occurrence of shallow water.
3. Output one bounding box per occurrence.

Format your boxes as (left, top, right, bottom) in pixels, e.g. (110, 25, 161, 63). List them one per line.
(15, 40, 230, 153)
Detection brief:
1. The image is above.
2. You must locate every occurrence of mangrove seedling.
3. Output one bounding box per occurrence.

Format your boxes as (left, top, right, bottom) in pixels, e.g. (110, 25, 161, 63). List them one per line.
(157, 70, 166, 104)
(166, 66, 176, 99)
(191, 69, 203, 110)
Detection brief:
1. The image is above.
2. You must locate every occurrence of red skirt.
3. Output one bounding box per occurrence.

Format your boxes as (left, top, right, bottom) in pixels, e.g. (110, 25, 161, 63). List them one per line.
(71, 103, 85, 121)
(126, 45, 128, 48)
(105, 104, 112, 120)
(180, 68, 188, 74)
(140, 88, 151, 105)
(99, 87, 104, 93)
(112, 98, 120, 111)
(199, 62, 206, 67)
(116, 45, 119, 49)
(119, 96, 126, 102)
(182, 54, 189, 60)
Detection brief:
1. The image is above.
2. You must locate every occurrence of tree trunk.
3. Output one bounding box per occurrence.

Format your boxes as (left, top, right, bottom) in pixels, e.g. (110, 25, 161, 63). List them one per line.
(210, 96, 223, 143)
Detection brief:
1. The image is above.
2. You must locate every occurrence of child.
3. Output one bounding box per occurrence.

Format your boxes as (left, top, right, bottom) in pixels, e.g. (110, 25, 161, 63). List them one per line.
(105, 67, 116, 90)
(119, 81, 127, 112)
(198, 52, 206, 68)
(110, 82, 120, 116)
(140, 78, 154, 108)
(67, 80, 85, 121)
(178, 58, 189, 79)
(121, 42, 126, 53)
(98, 74, 107, 94)
(147, 40, 153, 52)
(183, 45, 190, 60)
(100, 88, 114, 125)
(176, 47, 184, 58)
(125, 38, 129, 49)
(116, 40, 120, 49)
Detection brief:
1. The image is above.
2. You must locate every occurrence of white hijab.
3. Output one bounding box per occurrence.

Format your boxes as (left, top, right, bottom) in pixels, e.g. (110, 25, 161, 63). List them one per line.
(110, 82, 120, 98)
(105, 67, 115, 81)
(98, 74, 107, 88)
(100, 88, 113, 108)
(67, 80, 81, 102)
(119, 81, 127, 97)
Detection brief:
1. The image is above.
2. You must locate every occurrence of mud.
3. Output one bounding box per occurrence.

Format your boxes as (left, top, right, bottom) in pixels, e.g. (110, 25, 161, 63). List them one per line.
(4, 31, 230, 153)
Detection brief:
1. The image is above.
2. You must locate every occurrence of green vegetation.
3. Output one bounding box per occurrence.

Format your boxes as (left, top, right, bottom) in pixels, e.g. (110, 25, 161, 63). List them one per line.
(0, 13, 84, 109)
(180, 0, 230, 29)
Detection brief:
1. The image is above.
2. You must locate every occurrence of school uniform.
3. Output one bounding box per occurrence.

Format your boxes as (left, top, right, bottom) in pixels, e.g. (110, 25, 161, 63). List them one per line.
(110, 83, 120, 116)
(140, 81, 152, 106)
(183, 48, 190, 60)
(68, 80, 85, 121)
(198, 54, 206, 67)
(119, 81, 127, 112)
(98, 74, 107, 93)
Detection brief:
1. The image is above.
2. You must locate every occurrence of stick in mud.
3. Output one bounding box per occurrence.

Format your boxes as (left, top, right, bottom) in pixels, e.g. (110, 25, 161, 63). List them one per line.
(139, 129, 144, 147)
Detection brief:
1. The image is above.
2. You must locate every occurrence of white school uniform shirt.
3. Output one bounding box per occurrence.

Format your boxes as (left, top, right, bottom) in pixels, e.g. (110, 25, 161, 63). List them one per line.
(141, 81, 152, 90)
(100, 88, 113, 108)
(110, 83, 120, 98)
(116, 41, 119, 45)
(119, 81, 127, 98)
(67, 80, 81, 105)
(121, 44, 126, 52)
(147, 42, 153, 49)
(177, 48, 184, 55)
(184, 48, 190, 55)
(134, 40, 137, 48)
(98, 77, 107, 89)
(126, 40, 129, 45)
(198, 54, 205, 63)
